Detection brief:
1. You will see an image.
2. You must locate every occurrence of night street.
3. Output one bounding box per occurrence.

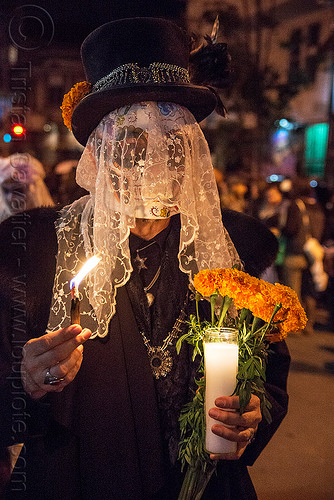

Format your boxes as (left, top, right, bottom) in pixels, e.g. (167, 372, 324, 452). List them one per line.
(0, 2, 333, 498)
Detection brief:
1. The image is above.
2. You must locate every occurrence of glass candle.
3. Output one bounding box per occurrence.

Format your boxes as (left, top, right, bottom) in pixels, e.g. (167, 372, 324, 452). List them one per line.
(204, 327, 239, 454)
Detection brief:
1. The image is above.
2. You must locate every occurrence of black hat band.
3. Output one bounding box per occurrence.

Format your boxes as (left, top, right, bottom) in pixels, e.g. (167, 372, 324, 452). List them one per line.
(92, 62, 190, 92)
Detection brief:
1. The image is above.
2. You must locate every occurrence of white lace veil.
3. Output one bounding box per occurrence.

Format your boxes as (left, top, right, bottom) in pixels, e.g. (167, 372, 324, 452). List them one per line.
(53, 102, 240, 337)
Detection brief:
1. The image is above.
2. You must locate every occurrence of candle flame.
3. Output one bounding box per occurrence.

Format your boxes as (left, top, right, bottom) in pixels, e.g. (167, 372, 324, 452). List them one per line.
(69, 254, 101, 291)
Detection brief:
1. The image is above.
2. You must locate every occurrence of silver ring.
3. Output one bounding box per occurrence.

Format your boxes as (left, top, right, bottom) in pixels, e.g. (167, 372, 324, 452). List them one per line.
(43, 369, 65, 385)
(248, 429, 255, 444)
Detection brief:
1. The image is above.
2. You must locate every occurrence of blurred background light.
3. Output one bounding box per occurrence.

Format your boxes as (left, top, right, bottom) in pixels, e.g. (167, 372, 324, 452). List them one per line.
(279, 119, 294, 130)
(3, 133, 11, 143)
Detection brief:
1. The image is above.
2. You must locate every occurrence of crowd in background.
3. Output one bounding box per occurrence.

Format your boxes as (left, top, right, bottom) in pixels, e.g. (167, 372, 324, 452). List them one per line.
(0, 153, 54, 223)
(215, 168, 334, 340)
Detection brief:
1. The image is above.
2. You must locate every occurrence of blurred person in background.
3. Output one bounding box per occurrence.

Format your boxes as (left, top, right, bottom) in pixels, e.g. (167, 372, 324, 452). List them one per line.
(321, 189, 334, 333)
(316, 188, 334, 372)
(45, 148, 88, 206)
(220, 174, 248, 213)
(53, 159, 88, 205)
(0, 152, 54, 494)
(281, 177, 326, 335)
(0, 153, 54, 223)
(257, 183, 289, 234)
(256, 183, 290, 284)
(246, 176, 268, 218)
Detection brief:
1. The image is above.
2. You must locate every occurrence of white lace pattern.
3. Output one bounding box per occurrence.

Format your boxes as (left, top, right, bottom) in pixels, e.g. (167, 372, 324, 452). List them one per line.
(48, 102, 240, 338)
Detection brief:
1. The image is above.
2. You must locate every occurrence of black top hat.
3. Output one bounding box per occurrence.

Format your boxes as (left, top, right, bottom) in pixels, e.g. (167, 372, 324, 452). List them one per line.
(71, 17, 219, 145)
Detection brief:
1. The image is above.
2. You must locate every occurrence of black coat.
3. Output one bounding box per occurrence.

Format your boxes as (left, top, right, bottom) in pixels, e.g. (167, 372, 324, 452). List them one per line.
(0, 207, 289, 499)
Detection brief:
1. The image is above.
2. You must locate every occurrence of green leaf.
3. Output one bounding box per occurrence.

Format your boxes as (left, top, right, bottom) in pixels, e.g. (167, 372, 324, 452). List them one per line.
(176, 288, 275, 478)
(238, 381, 252, 414)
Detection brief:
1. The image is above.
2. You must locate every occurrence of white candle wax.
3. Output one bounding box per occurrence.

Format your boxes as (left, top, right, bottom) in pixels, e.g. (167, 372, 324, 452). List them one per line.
(204, 341, 238, 454)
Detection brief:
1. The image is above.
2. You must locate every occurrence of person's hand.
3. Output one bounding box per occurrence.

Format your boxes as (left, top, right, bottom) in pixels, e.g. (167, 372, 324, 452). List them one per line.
(208, 394, 262, 460)
(21, 325, 92, 399)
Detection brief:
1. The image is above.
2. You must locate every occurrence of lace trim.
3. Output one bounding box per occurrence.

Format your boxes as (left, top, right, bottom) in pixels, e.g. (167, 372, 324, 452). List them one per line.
(47, 103, 241, 339)
(47, 196, 131, 338)
(93, 62, 190, 91)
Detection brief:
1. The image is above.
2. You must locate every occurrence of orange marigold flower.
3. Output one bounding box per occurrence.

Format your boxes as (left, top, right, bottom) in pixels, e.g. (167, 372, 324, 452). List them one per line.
(193, 269, 217, 297)
(270, 282, 307, 335)
(193, 267, 307, 337)
(60, 81, 92, 130)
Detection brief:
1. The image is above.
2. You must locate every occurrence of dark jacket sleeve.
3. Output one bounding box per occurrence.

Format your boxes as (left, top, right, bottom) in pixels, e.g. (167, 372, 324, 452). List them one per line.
(283, 202, 302, 238)
(224, 210, 290, 464)
(240, 339, 291, 465)
(220, 209, 290, 465)
(221, 209, 279, 278)
(0, 207, 59, 447)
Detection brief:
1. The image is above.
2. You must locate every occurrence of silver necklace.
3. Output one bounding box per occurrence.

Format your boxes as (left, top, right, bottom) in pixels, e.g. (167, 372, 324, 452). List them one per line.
(141, 298, 188, 379)
(134, 240, 161, 306)
(134, 240, 157, 271)
(144, 265, 161, 307)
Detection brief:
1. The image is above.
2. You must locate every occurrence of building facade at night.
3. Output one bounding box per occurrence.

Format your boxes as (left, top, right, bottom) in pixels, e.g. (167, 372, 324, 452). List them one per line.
(0, 0, 333, 185)
(187, 0, 334, 185)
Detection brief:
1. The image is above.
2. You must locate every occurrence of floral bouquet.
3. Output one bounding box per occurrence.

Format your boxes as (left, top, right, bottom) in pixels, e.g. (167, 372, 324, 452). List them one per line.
(176, 267, 307, 500)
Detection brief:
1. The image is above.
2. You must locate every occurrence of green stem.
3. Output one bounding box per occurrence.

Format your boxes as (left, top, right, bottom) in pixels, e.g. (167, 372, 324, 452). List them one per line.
(217, 296, 233, 328)
(251, 316, 262, 334)
(178, 465, 216, 500)
(259, 302, 282, 343)
(193, 467, 216, 500)
(238, 308, 251, 330)
(210, 292, 218, 325)
(196, 294, 200, 323)
(178, 466, 195, 500)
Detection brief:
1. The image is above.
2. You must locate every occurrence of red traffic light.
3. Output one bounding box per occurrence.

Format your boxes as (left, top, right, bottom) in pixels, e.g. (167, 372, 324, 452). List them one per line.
(11, 124, 26, 137)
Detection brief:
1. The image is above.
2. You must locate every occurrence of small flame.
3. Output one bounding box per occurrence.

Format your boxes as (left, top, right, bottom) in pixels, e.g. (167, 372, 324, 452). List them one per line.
(69, 254, 101, 291)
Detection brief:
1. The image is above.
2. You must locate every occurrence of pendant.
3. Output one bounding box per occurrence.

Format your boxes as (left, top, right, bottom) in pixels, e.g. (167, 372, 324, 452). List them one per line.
(147, 347, 173, 379)
(134, 253, 148, 271)
(146, 292, 155, 307)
